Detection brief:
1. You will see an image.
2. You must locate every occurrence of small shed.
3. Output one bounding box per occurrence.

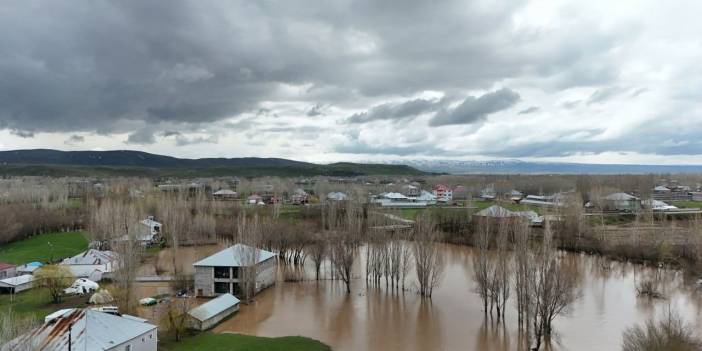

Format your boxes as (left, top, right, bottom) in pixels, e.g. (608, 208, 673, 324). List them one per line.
(0, 274, 35, 294)
(0, 262, 16, 279)
(213, 189, 238, 201)
(187, 293, 240, 330)
(16, 261, 43, 275)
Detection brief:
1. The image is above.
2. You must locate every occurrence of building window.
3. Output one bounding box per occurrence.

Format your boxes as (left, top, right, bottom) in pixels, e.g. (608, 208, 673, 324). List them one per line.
(214, 267, 230, 279)
(214, 282, 230, 294)
(125, 345, 131, 351)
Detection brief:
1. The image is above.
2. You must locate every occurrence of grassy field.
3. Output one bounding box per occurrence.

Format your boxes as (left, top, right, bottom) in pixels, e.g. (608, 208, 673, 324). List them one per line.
(670, 200, 702, 209)
(0, 231, 89, 264)
(161, 333, 332, 351)
(0, 287, 90, 319)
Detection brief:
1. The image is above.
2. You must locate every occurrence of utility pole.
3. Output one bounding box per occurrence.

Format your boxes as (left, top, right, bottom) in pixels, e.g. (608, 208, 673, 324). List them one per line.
(68, 322, 72, 351)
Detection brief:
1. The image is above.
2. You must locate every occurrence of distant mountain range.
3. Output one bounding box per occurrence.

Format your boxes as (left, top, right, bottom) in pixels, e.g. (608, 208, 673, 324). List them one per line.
(387, 159, 702, 174)
(0, 149, 424, 177)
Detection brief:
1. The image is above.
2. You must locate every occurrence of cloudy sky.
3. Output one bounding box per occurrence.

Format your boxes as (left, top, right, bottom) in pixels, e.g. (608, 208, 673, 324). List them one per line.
(1, 0, 701, 164)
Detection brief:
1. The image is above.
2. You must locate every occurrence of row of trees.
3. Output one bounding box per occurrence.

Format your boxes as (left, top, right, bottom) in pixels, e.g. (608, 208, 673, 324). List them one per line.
(473, 218, 579, 351)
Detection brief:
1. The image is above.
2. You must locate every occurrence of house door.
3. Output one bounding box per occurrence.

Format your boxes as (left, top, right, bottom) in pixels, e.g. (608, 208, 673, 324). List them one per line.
(197, 289, 203, 296)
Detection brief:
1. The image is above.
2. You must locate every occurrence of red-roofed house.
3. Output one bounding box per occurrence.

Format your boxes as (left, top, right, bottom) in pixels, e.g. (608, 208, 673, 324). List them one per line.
(433, 184, 453, 203)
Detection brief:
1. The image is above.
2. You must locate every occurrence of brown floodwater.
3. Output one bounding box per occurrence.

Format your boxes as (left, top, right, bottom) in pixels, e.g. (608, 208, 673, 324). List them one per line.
(140, 244, 702, 351)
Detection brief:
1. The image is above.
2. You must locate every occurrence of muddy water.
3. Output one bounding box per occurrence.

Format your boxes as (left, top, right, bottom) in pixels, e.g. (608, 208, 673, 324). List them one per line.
(143, 244, 702, 350)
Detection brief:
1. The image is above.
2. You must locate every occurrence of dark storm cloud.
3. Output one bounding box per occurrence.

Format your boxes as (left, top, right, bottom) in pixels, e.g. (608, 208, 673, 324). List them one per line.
(10, 129, 34, 138)
(0, 0, 626, 138)
(64, 135, 85, 145)
(347, 98, 441, 123)
(429, 88, 520, 126)
(125, 129, 156, 145)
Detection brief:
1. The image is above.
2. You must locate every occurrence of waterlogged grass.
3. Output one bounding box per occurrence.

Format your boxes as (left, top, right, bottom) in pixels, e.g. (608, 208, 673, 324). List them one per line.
(0, 231, 88, 264)
(161, 333, 332, 351)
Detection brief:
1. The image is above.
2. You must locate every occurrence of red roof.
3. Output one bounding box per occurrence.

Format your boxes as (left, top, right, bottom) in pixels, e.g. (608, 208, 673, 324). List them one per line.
(433, 184, 450, 191)
(0, 262, 16, 270)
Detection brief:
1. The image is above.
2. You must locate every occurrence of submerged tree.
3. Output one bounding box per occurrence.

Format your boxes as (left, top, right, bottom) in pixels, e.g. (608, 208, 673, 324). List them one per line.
(413, 214, 443, 297)
(622, 310, 701, 351)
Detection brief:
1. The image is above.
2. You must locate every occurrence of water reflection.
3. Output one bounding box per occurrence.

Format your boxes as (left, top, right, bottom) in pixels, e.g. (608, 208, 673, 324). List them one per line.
(139, 243, 701, 351)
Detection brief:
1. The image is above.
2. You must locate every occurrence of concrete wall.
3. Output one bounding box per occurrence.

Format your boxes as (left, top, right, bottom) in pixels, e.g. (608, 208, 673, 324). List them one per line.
(194, 266, 214, 297)
(107, 328, 157, 351)
(255, 257, 277, 293)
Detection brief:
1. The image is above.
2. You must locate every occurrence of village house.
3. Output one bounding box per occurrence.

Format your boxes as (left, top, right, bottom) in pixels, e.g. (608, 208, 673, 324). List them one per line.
(0, 262, 16, 279)
(432, 184, 453, 203)
(401, 184, 421, 197)
(326, 191, 348, 201)
(2, 308, 157, 351)
(15, 261, 42, 275)
(472, 205, 544, 227)
(187, 293, 240, 330)
(213, 189, 238, 201)
(0, 274, 34, 294)
(480, 187, 496, 200)
(247, 194, 264, 205)
(290, 188, 309, 204)
(193, 244, 277, 297)
(603, 192, 641, 212)
(60, 249, 119, 282)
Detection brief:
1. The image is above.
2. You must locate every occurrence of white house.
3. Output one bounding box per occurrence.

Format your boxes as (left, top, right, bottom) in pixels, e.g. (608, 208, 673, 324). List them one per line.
(326, 192, 348, 201)
(0, 262, 16, 279)
(3, 308, 157, 351)
(187, 293, 240, 330)
(193, 244, 277, 297)
(61, 249, 119, 281)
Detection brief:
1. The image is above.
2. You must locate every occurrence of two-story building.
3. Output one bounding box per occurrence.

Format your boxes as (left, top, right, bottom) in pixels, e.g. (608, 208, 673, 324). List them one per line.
(193, 244, 277, 297)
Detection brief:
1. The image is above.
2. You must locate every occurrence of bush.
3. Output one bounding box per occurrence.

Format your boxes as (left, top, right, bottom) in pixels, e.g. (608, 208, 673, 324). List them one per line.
(622, 312, 701, 351)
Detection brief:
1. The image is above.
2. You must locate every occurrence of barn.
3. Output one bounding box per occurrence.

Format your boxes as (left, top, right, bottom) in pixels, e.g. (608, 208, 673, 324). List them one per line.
(187, 293, 240, 330)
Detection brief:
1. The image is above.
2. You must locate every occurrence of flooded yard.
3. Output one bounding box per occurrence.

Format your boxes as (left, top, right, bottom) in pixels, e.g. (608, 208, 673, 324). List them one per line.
(140, 244, 702, 350)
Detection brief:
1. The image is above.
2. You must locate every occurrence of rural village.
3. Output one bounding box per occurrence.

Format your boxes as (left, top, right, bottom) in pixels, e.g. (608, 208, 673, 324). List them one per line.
(2, 173, 702, 350)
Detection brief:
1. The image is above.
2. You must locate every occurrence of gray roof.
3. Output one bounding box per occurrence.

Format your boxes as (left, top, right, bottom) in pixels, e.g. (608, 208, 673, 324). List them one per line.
(193, 244, 276, 267)
(188, 293, 240, 322)
(214, 189, 237, 195)
(7, 309, 156, 350)
(0, 274, 34, 287)
(605, 192, 639, 201)
(475, 205, 515, 218)
(62, 249, 119, 266)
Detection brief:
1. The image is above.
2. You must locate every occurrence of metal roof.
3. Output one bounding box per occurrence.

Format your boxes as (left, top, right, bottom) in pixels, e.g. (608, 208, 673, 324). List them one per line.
(193, 244, 276, 267)
(475, 205, 516, 218)
(327, 192, 348, 200)
(188, 293, 240, 322)
(214, 189, 237, 195)
(605, 192, 639, 201)
(7, 309, 157, 350)
(0, 274, 34, 287)
(0, 262, 15, 270)
(62, 250, 119, 266)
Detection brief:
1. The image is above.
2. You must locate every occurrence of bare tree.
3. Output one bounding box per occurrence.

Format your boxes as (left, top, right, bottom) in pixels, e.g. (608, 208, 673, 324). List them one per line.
(413, 215, 443, 297)
(529, 222, 578, 351)
(473, 218, 492, 314)
(308, 233, 327, 280)
(622, 310, 701, 351)
(0, 309, 39, 350)
(160, 297, 192, 342)
(236, 213, 262, 301)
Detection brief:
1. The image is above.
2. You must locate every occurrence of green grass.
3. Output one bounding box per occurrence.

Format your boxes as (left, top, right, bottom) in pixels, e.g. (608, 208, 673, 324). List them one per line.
(161, 333, 332, 351)
(0, 231, 89, 265)
(669, 200, 702, 209)
(0, 286, 91, 320)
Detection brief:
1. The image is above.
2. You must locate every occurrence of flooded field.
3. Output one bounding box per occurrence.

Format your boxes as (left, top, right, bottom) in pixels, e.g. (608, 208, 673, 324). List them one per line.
(140, 244, 702, 351)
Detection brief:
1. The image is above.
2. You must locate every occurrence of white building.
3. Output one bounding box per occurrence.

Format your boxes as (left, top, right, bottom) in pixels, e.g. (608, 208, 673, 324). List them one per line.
(187, 293, 240, 330)
(0, 274, 34, 294)
(193, 244, 277, 297)
(3, 308, 157, 351)
(61, 249, 119, 281)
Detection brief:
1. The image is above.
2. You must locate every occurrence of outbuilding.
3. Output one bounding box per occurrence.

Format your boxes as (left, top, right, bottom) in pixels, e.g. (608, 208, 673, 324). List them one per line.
(187, 293, 240, 330)
(0, 274, 35, 294)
